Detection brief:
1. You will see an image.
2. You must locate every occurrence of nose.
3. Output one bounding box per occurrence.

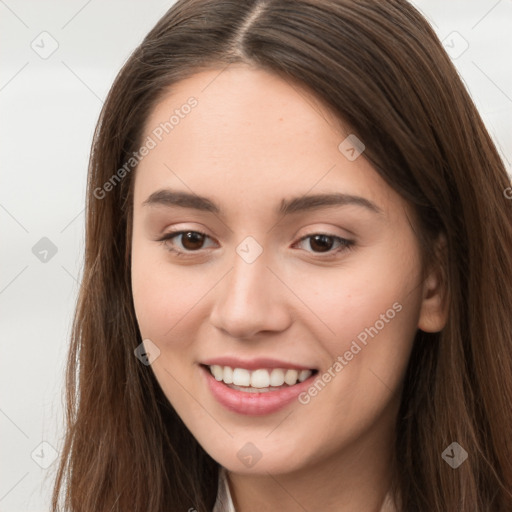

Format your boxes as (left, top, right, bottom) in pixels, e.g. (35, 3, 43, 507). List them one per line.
(209, 253, 292, 339)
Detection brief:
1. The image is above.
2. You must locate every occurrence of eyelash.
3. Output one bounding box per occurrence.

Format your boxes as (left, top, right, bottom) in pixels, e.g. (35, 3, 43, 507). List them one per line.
(157, 230, 355, 258)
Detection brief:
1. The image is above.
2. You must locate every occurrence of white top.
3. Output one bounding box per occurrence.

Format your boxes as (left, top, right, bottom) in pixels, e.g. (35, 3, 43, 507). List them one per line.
(212, 467, 397, 512)
(212, 467, 236, 512)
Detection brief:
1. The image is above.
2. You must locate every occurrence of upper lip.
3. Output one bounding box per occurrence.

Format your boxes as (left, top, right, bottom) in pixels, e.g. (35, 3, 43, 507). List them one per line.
(201, 357, 316, 371)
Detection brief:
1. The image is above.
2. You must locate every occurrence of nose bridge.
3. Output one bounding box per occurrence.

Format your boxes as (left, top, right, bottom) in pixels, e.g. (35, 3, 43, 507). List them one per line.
(209, 243, 290, 337)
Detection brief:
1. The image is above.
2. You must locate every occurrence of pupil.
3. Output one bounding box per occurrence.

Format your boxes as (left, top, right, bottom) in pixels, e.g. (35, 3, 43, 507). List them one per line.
(310, 235, 333, 252)
(183, 232, 204, 250)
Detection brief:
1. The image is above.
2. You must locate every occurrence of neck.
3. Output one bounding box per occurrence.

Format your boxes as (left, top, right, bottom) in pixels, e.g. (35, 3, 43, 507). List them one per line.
(226, 399, 399, 512)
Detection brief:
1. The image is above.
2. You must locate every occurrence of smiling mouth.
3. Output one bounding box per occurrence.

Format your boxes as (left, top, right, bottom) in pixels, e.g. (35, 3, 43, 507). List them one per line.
(202, 364, 318, 393)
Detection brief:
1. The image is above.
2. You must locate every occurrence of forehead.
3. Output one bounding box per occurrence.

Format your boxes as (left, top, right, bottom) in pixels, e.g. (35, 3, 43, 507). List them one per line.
(133, 64, 405, 220)
(141, 64, 343, 159)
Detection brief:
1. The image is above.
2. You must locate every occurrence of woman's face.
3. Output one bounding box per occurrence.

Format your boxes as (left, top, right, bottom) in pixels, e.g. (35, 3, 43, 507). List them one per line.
(131, 64, 444, 475)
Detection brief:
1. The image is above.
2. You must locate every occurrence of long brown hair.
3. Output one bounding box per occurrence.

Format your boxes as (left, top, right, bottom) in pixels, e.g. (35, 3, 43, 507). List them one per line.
(51, 0, 512, 510)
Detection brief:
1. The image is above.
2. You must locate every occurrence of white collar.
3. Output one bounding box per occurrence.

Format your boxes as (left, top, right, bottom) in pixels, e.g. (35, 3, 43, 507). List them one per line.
(212, 467, 236, 512)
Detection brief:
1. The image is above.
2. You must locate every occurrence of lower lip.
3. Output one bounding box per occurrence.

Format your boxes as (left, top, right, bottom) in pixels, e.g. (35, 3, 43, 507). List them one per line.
(200, 365, 316, 416)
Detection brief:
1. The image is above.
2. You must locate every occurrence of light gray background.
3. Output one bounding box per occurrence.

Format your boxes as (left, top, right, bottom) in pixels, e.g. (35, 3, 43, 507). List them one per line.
(1, 1, 511, 510)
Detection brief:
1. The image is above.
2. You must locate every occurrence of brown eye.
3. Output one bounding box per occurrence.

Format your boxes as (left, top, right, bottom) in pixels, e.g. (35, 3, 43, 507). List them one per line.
(295, 234, 354, 255)
(158, 230, 216, 254)
(308, 234, 335, 252)
(180, 231, 206, 250)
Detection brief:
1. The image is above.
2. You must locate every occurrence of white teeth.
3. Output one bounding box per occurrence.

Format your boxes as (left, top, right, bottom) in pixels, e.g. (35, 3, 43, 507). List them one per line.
(269, 368, 285, 386)
(298, 369, 312, 382)
(207, 365, 313, 389)
(223, 366, 233, 384)
(232, 368, 251, 386)
(251, 369, 270, 388)
(284, 369, 299, 385)
(211, 365, 223, 381)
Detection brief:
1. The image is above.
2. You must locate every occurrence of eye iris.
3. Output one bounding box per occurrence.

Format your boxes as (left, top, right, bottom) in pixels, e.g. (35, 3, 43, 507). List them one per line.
(182, 231, 205, 250)
(173, 233, 343, 253)
(309, 234, 334, 252)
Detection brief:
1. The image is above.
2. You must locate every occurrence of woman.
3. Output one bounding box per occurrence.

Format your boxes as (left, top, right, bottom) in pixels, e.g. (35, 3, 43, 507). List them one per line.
(51, 0, 512, 510)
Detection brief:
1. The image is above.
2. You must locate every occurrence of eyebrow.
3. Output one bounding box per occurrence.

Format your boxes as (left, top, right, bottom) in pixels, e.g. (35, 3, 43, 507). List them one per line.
(142, 189, 382, 216)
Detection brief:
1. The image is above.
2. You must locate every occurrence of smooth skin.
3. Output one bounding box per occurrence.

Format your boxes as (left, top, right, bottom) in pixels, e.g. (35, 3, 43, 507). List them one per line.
(131, 64, 447, 512)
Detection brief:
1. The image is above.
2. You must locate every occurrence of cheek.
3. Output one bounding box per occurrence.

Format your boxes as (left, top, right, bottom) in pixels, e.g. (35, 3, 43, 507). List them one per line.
(292, 241, 423, 406)
(131, 245, 206, 405)
(298, 247, 421, 353)
(131, 241, 204, 344)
